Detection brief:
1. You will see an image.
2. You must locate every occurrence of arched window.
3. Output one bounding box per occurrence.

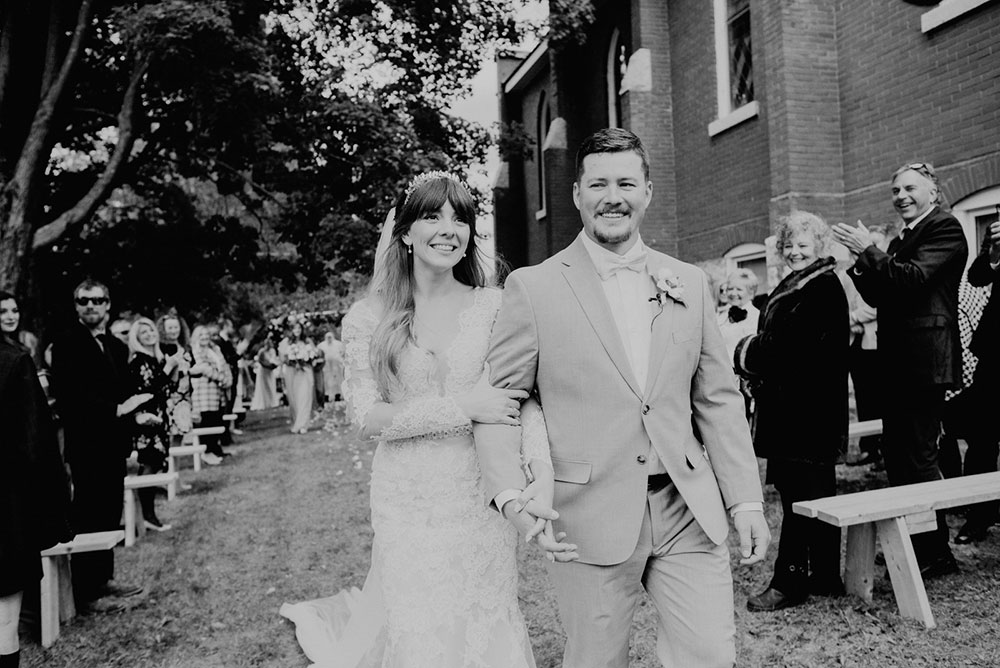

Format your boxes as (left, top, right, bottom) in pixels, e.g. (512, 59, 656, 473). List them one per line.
(607, 27, 627, 128)
(536, 91, 552, 219)
(724, 242, 768, 290)
(952, 186, 1000, 267)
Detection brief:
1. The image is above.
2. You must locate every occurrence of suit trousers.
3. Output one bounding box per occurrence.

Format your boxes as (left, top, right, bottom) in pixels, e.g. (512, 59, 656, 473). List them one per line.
(849, 343, 883, 455)
(545, 482, 735, 668)
(960, 356, 1000, 525)
(881, 386, 951, 560)
(69, 452, 125, 602)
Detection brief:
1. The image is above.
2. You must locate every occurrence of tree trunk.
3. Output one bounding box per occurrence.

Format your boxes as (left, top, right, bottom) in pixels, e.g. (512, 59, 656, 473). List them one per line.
(0, 0, 91, 293)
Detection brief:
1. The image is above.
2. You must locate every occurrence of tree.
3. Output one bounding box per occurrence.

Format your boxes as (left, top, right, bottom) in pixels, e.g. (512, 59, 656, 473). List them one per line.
(1, 0, 535, 312)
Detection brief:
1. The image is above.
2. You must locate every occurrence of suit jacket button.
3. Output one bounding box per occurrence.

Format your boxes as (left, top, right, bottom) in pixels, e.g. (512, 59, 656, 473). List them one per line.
(637, 455, 647, 465)
(642, 404, 650, 415)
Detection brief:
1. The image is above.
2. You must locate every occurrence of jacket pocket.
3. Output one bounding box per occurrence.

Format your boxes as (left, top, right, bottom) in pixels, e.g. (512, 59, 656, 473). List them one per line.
(552, 457, 592, 484)
(685, 442, 709, 470)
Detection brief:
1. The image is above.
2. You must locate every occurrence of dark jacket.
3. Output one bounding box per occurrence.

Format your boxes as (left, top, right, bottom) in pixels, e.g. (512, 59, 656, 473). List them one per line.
(50, 321, 132, 463)
(735, 257, 849, 464)
(848, 206, 968, 388)
(0, 340, 73, 595)
(967, 241, 999, 363)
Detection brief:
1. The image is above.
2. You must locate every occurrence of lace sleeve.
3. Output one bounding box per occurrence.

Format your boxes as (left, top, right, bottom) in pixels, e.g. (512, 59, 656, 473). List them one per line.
(342, 300, 471, 442)
(518, 396, 551, 477)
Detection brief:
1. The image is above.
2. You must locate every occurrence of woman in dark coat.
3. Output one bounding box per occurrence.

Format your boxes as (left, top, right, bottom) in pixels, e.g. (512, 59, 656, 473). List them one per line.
(735, 211, 849, 612)
(1, 323, 73, 667)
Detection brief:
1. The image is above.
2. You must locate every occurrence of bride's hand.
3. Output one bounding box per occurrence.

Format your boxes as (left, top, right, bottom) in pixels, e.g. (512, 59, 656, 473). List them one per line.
(457, 363, 528, 425)
(516, 461, 555, 541)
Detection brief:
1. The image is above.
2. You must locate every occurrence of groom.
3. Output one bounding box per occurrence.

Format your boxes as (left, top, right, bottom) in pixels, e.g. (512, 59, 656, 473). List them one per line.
(475, 128, 769, 667)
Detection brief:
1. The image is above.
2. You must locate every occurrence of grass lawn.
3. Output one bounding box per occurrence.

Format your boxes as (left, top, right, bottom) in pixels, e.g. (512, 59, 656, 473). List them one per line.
(22, 408, 1000, 667)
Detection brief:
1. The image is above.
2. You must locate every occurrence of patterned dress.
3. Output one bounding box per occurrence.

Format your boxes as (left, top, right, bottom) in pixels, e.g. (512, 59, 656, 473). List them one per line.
(282, 287, 549, 668)
(128, 352, 172, 473)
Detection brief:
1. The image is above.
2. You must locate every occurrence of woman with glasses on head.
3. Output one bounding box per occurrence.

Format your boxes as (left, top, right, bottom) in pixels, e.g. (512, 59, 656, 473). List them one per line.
(157, 312, 194, 447)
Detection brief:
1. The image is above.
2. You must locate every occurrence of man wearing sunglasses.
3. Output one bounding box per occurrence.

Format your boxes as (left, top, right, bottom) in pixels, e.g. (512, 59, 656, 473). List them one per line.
(50, 279, 151, 612)
(833, 162, 968, 578)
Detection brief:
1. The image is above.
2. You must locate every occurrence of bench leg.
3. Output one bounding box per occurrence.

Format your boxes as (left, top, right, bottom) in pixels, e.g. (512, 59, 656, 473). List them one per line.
(57, 555, 75, 622)
(124, 489, 137, 547)
(40, 557, 59, 648)
(167, 456, 177, 500)
(877, 517, 936, 628)
(844, 523, 876, 602)
(193, 452, 202, 472)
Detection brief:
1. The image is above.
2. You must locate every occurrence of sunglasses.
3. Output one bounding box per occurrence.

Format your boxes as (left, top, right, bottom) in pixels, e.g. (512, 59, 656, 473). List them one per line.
(905, 162, 936, 179)
(75, 296, 109, 306)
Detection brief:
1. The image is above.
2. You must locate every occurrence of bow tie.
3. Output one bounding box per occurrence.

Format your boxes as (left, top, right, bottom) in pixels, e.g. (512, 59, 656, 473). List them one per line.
(594, 250, 647, 281)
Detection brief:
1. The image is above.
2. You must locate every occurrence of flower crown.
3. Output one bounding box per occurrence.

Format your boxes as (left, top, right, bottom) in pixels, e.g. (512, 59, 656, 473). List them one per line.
(404, 170, 467, 206)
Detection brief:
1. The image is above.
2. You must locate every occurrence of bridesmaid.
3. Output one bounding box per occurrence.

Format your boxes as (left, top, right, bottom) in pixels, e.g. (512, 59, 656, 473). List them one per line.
(280, 321, 317, 434)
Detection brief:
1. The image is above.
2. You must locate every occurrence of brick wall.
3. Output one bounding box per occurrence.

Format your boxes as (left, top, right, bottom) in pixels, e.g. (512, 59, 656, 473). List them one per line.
(838, 0, 1000, 228)
(668, 0, 772, 263)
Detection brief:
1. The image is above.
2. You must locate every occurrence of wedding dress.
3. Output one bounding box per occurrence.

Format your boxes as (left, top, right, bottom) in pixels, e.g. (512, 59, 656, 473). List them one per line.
(281, 287, 550, 668)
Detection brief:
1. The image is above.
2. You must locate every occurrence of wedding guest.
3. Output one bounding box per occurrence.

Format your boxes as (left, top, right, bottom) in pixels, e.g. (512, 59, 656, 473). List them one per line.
(109, 318, 133, 345)
(190, 325, 232, 464)
(157, 312, 194, 445)
(279, 321, 317, 434)
(937, 275, 989, 480)
(318, 330, 345, 402)
(212, 320, 241, 443)
(952, 221, 1000, 543)
(718, 269, 760, 363)
(50, 280, 148, 612)
(833, 162, 967, 578)
(736, 211, 849, 611)
(127, 318, 180, 531)
(844, 225, 889, 467)
(250, 335, 280, 410)
(1, 337, 74, 668)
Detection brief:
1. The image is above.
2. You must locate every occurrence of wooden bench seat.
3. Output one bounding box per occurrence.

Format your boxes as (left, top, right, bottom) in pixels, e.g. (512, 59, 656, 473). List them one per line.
(166, 444, 207, 499)
(793, 471, 1000, 628)
(123, 473, 179, 547)
(847, 418, 882, 439)
(187, 425, 225, 446)
(40, 530, 125, 647)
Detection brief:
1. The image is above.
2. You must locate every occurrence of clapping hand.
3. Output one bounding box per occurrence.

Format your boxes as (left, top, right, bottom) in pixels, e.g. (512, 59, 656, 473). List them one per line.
(987, 221, 1000, 263)
(832, 220, 874, 256)
(117, 393, 153, 417)
(457, 363, 529, 426)
(135, 412, 163, 426)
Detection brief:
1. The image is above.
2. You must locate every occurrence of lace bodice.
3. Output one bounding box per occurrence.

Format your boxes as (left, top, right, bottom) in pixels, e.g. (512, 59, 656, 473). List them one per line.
(341, 288, 550, 467)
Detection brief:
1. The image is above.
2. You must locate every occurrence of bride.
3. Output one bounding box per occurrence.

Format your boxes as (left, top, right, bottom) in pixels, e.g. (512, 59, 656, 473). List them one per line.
(281, 172, 577, 667)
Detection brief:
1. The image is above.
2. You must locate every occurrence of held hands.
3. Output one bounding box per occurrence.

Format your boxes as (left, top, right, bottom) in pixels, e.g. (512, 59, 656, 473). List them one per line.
(503, 497, 579, 563)
(832, 220, 874, 256)
(458, 363, 529, 426)
(734, 509, 771, 566)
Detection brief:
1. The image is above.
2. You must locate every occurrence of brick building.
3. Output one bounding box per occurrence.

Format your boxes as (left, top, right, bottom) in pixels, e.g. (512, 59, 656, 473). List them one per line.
(494, 0, 1000, 289)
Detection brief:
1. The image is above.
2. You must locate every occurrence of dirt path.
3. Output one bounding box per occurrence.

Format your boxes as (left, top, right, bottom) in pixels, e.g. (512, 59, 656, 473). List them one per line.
(24, 409, 1000, 667)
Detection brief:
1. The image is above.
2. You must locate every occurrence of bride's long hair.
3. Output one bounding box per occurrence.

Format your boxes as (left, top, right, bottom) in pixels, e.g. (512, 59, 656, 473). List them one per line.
(369, 176, 488, 397)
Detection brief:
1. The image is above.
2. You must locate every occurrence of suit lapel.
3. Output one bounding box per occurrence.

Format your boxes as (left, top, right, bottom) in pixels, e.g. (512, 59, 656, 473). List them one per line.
(644, 252, 676, 397)
(560, 238, 642, 398)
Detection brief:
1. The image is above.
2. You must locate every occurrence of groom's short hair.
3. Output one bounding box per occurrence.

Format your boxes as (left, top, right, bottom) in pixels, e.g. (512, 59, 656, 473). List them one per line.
(575, 128, 650, 182)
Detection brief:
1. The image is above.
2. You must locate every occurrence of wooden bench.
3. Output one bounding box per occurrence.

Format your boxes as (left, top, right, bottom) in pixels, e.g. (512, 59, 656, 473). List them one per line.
(123, 473, 179, 546)
(166, 444, 206, 499)
(187, 425, 225, 447)
(40, 530, 125, 647)
(793, 471, 1000, 628)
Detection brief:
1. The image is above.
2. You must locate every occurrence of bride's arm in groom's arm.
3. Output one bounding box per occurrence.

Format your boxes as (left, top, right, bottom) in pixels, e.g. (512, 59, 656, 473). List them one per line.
(343, 299, 525, 442)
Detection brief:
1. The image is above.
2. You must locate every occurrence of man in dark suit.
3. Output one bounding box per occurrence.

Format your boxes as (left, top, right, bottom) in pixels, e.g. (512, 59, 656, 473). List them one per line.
(954, 221, 1000, 543)
(833, 162, 968, 577)
(50, 279, 149, 611)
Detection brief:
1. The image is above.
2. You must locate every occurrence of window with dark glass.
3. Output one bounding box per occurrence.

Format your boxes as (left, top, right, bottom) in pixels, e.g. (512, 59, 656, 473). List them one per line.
(728, 0, 754, 108)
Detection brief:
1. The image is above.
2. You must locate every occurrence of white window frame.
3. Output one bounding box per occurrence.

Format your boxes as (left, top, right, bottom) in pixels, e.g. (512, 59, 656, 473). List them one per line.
(709, 0, 759, 137)
(951, 185, 1000, 267)
(535, 92, 550, 221)
(607, 27, 622, 128)
(921, 0, 993, 33)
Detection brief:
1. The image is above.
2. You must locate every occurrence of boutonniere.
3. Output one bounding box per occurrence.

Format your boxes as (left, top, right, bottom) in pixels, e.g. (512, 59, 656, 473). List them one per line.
(649, 268, 686, 307)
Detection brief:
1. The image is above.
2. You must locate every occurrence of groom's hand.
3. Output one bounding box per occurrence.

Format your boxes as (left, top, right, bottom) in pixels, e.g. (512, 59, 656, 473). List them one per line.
(502, 502, 579, 562)
(734, 509, 770, 566)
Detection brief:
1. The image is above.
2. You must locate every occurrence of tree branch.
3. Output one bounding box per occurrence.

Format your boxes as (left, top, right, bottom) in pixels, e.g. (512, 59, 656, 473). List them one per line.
(213, 159, 285, 206)
(32, 53, 150, 249)
(40, 0, 60, 96)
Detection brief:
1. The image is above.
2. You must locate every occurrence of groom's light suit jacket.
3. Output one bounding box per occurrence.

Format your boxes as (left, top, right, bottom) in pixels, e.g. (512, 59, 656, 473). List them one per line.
(476, 237, 764, 566)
